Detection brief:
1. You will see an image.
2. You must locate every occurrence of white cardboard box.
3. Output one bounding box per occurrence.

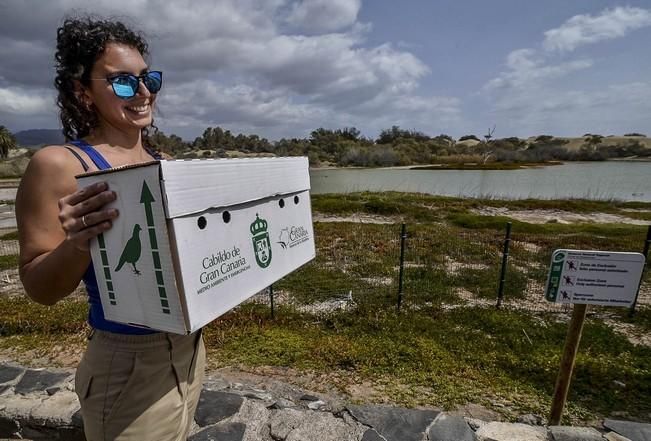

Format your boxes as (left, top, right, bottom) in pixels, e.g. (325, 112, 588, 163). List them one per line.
(76, 157, 315, 334)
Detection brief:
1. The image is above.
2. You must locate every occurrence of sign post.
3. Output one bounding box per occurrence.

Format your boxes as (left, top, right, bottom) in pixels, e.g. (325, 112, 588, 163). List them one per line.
(545, 249, 645, 425)
(549, 303, 587, 425)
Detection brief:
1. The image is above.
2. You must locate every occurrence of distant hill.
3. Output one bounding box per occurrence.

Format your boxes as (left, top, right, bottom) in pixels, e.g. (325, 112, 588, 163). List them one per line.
(13, 129, 64, 148)
(559, 135, 651, 151)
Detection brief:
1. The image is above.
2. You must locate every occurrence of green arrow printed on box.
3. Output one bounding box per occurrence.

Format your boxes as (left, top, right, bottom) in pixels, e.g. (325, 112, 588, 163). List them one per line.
(141, 180, 170, 315)
(97, 233, 117, 306)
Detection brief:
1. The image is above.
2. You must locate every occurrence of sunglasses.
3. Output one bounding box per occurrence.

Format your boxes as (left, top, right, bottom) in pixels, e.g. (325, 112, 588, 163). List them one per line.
(92, 71, 163, 99)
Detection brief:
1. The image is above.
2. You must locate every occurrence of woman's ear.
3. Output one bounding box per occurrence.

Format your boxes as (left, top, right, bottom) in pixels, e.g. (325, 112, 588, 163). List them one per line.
(73, 80, 92, 109)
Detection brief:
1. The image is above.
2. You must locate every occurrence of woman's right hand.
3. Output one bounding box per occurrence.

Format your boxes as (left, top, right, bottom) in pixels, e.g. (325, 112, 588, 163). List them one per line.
(58, 181, 119, 252)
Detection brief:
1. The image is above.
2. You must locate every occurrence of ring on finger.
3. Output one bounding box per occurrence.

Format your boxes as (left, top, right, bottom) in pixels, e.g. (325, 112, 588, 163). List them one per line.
(81, 215, 88, 228)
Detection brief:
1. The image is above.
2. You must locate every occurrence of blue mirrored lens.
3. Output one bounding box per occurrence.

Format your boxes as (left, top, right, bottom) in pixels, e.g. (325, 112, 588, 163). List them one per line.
(110, 75, 138, 98)
(143, 72, 162, 94)
(112, 82, 136, 98)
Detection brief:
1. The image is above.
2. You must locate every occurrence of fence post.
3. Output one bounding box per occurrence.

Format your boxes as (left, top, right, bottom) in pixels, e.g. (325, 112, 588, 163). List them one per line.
(496, 222, 512, 308)
(629, 225, 651, 317)
(397, 223, 407, 312)
(269, 284, 275, 319)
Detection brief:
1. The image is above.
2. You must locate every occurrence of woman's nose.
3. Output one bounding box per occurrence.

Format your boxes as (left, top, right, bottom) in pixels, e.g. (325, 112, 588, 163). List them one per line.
(136, 79, 151, 97)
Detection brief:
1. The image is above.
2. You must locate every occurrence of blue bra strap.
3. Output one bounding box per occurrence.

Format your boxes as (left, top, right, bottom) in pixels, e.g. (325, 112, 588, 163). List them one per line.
(69, 139, 112, 170)
(69, 139, 162, 168)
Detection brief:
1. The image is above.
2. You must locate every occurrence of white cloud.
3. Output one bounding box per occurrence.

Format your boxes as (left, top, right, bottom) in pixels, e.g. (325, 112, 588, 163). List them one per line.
(484, 48, 592, 92)
(481, 6, 651, 136)
(489, 81, 651, 136)
(158, 76, 461, 140)
(285, 0, 362, 33)
(160, 81, 323, 129)
(543, 6, 651, 52)
(0, 87, 53, 115)
(0, 0, 458, 139)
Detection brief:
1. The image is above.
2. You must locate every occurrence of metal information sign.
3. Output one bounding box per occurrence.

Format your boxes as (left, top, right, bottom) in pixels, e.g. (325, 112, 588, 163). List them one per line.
(545, 249, 645, 307)
(546, 248, 646, 426)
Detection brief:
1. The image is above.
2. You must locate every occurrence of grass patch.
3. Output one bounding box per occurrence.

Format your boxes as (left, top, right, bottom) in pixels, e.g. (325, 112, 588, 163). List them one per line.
(0, 296, 87, 336)
(312, 192, 651, 223)
(0, 254, 19, 271)
(0, 230, 18, 240)
(447, 212, 648, 237)
(622, 211, 651, 221)
(275, 265, 376, 304)
(3, 296, 649, 421)
(202, 304, 650, 421)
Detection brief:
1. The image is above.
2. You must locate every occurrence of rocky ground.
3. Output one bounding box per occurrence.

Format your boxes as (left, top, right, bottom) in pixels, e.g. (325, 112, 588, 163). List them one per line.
(1, 362, 650, 441)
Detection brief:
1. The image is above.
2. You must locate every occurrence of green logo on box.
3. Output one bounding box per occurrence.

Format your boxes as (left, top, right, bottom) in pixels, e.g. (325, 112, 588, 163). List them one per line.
(251, 214, 272, 268)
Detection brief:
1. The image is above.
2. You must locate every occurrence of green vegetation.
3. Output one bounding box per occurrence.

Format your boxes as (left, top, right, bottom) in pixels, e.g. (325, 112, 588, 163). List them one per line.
(6, 122, 651, 170)
(0, 192, 649, 422)
(0, 254, 18, 271)
(0, 126, 17, 159)
(1, 295, 649, 422)
(143, 125, 651, 167)
(0, 231, 18, 240)
(206, 306, 650, 418)
(311, 191, 651, 226)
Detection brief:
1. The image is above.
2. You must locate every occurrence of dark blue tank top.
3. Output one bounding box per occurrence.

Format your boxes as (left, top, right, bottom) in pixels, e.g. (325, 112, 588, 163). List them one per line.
(69, 139, 161, 335)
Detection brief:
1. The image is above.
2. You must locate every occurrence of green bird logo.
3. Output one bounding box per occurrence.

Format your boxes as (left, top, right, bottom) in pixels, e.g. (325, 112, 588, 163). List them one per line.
(115, 224, 143, 275)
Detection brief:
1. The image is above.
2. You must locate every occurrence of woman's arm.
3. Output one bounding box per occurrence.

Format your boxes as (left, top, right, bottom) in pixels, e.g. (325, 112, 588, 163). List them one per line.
(16, 146, 118, 305)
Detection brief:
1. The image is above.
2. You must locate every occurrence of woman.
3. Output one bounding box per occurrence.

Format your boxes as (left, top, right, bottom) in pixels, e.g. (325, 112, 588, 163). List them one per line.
(15, 17, 205, 441)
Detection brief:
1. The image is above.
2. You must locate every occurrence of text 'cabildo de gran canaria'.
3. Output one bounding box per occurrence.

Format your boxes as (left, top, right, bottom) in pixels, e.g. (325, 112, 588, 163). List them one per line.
(197, 246, 250, 294)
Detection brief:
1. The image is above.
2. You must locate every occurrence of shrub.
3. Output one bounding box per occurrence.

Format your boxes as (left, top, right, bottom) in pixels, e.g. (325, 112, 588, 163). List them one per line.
(458, 135, 480, 142)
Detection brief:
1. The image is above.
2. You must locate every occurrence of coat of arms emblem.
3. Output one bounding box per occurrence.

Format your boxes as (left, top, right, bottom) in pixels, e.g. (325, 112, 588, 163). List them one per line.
(250, 214, 272, 268)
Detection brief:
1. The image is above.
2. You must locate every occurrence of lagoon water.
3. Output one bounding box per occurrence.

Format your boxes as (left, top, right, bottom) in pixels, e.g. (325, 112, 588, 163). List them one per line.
(310, 161, 651, 202)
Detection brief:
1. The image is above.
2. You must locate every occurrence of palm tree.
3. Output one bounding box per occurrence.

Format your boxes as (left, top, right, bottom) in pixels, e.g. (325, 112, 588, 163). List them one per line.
(0, 126, 17, 159)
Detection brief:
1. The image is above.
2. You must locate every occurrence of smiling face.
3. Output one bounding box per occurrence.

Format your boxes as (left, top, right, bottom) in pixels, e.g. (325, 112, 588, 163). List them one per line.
(83, 43, 156, 136)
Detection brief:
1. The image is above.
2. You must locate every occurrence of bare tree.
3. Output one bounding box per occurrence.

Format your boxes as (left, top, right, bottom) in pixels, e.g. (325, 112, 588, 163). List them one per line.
(484, 125, 496, 143)
(482, 125, 496, 163)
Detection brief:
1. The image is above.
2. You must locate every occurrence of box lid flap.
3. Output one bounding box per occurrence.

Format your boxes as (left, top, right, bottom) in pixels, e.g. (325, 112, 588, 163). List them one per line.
(160, 157, 310, 218)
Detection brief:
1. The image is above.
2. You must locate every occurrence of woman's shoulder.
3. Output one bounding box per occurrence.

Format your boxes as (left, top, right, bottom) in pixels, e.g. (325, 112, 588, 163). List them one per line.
(25, 144, 86, 176)
(17, 144, 82, 207)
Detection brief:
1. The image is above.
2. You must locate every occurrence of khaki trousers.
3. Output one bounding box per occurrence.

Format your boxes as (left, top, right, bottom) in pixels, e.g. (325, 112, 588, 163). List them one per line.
(75, 329, 206, 441)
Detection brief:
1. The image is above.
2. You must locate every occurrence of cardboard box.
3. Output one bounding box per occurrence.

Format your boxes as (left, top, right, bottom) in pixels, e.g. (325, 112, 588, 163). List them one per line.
(76, 157, 315, 334)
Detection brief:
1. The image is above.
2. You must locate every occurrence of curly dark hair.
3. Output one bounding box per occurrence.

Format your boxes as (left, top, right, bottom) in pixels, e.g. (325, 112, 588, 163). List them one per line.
(54, 17, 157, 143)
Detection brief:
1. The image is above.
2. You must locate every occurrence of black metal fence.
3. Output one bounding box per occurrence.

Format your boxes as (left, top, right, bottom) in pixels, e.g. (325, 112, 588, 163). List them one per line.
(1, 223, 649, 316)
(262, 222, 651, 316)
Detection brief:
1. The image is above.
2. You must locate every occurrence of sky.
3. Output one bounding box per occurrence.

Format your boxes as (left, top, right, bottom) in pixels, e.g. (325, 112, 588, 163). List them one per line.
(1, 0, 651, 141)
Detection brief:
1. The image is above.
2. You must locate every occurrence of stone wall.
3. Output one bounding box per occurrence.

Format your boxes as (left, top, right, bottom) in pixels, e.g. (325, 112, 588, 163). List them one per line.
(1, 363, 648, 441)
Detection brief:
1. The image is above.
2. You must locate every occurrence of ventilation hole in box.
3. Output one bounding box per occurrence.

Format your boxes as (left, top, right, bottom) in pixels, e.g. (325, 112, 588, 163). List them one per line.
(294, 195, 300, 204)
(222, 211, 231, 223)
(197, 216, 207, 230)
(279, 199, 285, 208)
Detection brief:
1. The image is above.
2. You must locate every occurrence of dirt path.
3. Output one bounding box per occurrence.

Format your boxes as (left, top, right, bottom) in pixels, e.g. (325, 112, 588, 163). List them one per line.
(472, 207, 649, 225)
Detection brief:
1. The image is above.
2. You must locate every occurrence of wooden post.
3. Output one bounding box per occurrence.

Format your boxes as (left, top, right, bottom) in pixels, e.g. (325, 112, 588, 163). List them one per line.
(549, 303, 588, 425)
(629, 224, 651, 317)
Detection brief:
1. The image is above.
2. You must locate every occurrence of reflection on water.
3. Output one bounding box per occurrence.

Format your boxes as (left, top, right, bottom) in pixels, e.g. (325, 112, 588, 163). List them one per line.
(310, 162, 651, 202)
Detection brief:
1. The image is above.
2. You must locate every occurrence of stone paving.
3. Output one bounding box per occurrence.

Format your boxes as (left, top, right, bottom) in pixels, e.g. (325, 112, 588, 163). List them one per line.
(0, 363, 650, 440)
